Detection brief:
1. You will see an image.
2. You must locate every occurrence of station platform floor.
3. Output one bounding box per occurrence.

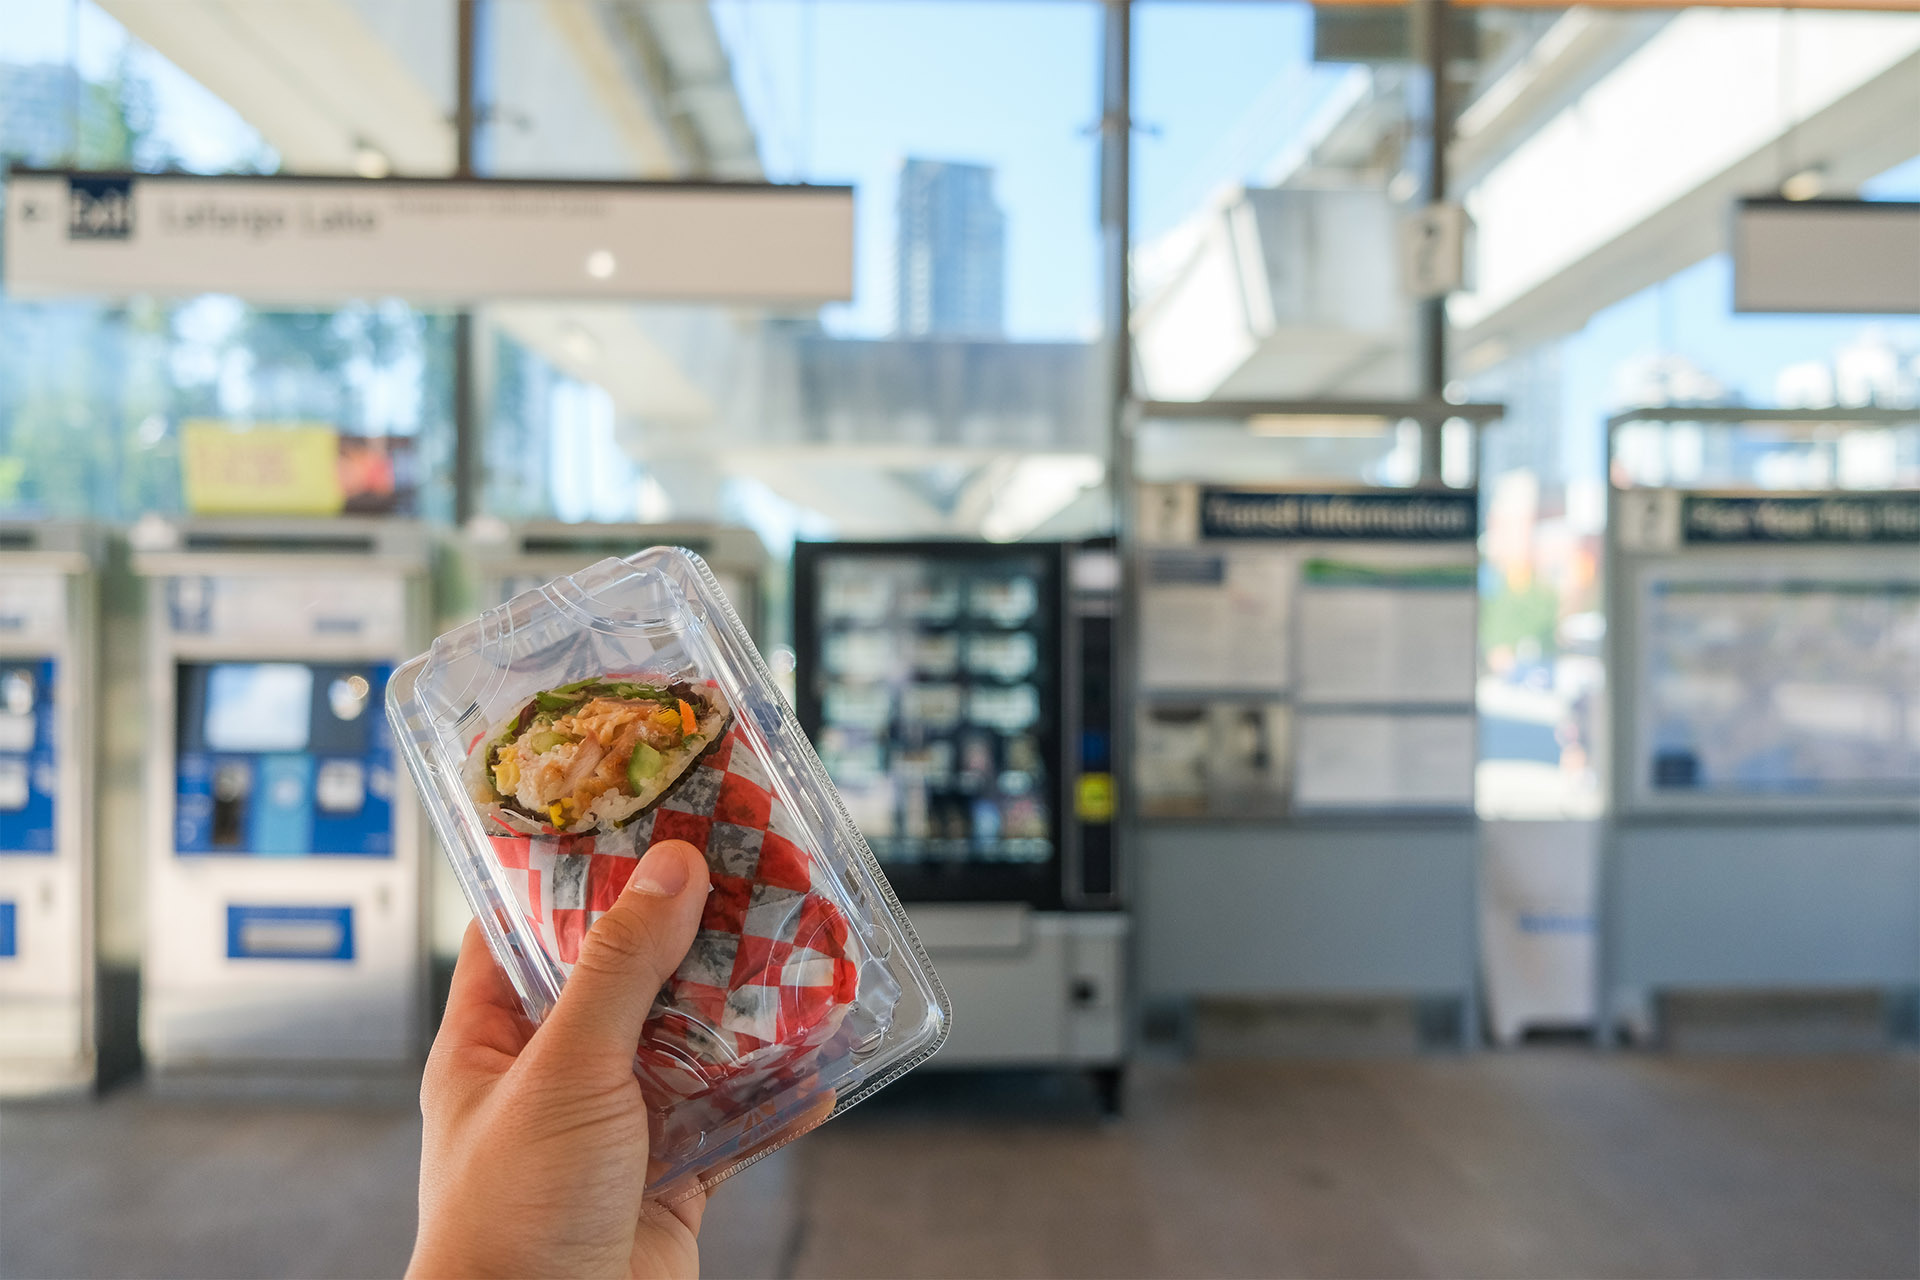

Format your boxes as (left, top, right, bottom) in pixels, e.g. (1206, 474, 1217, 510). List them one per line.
(2, 1051, 1915, 1279)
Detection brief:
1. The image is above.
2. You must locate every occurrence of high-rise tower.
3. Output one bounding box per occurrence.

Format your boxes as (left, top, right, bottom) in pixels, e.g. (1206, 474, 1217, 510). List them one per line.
(895, 158, 1006, 338)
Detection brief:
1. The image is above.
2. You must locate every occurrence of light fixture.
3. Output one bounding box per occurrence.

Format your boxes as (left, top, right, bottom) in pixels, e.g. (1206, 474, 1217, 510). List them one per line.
(585, 250, 617, 280)
(352, 140, 391, 180)
(1248, 414, 1390, 438)
(1780, 166, 1826, 202)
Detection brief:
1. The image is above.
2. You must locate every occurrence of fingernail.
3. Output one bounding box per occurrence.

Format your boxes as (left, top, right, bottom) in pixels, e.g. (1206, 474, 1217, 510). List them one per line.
(628, 843, 691, 897)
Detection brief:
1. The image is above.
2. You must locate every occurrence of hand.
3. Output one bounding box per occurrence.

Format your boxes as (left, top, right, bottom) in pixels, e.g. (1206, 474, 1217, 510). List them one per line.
(410, 839, 712, 1280)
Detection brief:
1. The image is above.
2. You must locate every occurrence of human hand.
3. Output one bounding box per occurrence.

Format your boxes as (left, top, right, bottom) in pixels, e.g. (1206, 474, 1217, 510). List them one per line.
(409, 838, 712, 1280)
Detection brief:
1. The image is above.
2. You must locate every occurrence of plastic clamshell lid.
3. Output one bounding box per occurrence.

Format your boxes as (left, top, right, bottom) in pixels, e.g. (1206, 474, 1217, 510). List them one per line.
(386, 548, 950, 1204)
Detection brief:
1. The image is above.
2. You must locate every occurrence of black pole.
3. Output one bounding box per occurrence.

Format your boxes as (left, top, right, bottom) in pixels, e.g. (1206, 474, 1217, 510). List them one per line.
(1101, 0, 1135, 913)
(1101, 0, 1131, 419)
(1418, 0, 1449, 485)
(451, 0, 478, 525)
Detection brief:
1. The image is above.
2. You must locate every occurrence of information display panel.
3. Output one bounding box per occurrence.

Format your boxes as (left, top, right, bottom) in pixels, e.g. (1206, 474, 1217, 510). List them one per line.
(1635, 575, 1920, 802)
(1137, 485, 1478, 817)
(0, 660, 57, 854)
(174, 661, 395, 857)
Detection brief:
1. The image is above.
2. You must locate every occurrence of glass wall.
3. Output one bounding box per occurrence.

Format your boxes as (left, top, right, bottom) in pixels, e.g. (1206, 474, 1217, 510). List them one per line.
(1459, 6, 1920, 816)
(1131, 0, 1423, 406)
(5, 0, 1917, 815)
(0, 2, 455, 521)
(480, 0, 1111, 567)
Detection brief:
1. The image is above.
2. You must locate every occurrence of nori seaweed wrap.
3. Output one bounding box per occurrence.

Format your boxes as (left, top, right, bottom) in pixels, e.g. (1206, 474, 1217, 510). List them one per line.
(467, 676, 733, 835)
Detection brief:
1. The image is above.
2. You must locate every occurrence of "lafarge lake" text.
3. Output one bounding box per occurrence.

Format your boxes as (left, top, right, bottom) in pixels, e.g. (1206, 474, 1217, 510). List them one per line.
(159, 200, 380, 239)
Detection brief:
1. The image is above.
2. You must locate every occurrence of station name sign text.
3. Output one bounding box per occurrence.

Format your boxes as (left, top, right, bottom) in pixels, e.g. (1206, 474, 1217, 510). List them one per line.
(1200, 489, 1478, 541)
(1682, 494, 1920, 544)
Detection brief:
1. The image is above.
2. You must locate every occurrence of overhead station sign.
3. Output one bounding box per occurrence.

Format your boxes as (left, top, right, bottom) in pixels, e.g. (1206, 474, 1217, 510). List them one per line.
(3, 170, 854, 305)
(1733, 198, 1920, 315)
(1199, 488, 1479, 541)
(1682, 493, 1920, 544)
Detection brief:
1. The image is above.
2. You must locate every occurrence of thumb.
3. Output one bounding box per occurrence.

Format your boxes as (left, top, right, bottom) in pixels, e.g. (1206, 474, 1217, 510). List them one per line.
(539, 839, 710, 1068)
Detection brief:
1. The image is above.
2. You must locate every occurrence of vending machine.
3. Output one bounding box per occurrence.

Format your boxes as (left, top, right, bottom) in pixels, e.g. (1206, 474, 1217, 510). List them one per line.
(133, 518, 429, 1076)
(793, 540, 1127, 1109)
(0, 521, 98, 1096)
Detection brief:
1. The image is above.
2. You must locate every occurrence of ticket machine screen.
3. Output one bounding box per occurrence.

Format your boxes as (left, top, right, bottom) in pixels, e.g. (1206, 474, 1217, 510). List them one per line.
(0, 660, 57, 855)
(175, 662, 395, 857)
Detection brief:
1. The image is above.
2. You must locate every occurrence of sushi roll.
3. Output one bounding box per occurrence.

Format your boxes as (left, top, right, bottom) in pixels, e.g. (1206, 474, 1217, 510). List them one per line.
(469, 676, 733, 835)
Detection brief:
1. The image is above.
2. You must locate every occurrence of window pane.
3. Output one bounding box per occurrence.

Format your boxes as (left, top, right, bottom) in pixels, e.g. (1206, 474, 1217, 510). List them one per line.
(1131, 0, 1421, 403)
(0, 1, 455, 521)
(1459, 6, 1920, 818)
(481, 0, 1110, 561)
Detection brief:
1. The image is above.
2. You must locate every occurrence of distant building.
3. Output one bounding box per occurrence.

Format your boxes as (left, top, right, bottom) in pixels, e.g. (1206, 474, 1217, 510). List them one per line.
(895, 158, 1006, 339)
(0, 63, 81, 166)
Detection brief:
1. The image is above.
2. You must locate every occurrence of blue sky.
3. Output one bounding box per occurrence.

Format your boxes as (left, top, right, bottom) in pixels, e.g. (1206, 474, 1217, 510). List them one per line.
(713, 0, 1327, 340)
(715, 0, 1105, 339)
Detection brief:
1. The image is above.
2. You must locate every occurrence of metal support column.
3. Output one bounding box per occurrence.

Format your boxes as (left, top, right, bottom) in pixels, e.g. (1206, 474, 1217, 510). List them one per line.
(1101, 0, 1134, 869)
(451, 0, 481, 526)
(1417, 0, 1451, 485)
(1101, 0, 1138, 1090)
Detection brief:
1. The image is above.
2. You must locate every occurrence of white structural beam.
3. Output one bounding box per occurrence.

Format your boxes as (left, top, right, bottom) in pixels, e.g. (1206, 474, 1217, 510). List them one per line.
(489, 304, 717, 427)
(1131, 186, 1413, 402)
(536, 1, 682, 177)
(98, 0, 455, 175)
(1453, 10, 1920, 364)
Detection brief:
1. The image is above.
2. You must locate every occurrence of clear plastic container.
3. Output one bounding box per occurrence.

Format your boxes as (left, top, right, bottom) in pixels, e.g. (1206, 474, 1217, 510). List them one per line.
(387, 548, 949, 1203)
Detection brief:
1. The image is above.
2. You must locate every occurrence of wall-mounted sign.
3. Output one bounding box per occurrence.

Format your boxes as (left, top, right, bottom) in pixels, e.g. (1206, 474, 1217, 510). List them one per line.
(1733, 198, 1920, 315)
(1199, 488, 1478, 541)
(1398, 202, 1471, 300)
(4, 171, 855, 305)
(178, 421, 421, 516)
(181, 422, 344, 516)
(1682, 493, 1920, 544)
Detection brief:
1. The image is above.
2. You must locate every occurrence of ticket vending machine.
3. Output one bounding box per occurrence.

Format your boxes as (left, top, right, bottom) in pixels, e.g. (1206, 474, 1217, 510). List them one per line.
(133, 519, 428, 1078)
(0, 521, 98, 1096)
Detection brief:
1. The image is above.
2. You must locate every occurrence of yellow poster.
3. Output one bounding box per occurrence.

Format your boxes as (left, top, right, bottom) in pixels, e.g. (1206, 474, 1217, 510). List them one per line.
(181, 421, 344, 516)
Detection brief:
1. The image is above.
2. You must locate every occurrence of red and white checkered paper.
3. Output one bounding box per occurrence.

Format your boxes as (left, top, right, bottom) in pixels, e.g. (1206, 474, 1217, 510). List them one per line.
(486, 725, 861, 1105)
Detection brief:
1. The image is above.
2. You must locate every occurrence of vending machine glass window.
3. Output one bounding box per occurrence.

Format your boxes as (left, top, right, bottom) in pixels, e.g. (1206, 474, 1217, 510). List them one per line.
(175, 661, 394, 857)
(795, 543, 1062, 906)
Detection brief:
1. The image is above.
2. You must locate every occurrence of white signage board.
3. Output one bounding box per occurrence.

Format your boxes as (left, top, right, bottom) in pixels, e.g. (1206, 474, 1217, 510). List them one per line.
(4, 172, 854, 305)
(1398, 201, 1470, 300)
(1733, 198, 1920, 315)
(1294, 710, 1475, 809)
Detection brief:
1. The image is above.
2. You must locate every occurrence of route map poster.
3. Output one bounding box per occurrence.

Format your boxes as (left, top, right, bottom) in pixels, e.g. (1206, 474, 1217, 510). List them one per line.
(1642, 579, 1920, 797)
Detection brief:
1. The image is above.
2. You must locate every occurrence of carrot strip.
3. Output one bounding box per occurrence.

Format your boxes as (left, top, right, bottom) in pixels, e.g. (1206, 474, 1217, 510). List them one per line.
(677, 698, 697, 735)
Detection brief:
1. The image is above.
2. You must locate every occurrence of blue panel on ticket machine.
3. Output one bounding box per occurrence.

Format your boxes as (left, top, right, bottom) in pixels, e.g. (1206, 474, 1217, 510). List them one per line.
(132, 519, 427, 1074)
(0, 522, 98, 1097)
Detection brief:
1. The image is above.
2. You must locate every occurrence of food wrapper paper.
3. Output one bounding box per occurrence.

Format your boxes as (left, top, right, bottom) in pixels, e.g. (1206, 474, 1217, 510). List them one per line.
(485, 724, 862, 1119)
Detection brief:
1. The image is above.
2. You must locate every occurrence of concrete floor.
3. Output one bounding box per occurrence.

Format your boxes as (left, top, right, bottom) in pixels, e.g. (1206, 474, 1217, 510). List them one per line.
(2, 1053, 1915, 1279)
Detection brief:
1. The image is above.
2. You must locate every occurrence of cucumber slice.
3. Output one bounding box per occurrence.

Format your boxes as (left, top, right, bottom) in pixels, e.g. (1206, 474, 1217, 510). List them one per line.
(627, 741, 665, 788)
